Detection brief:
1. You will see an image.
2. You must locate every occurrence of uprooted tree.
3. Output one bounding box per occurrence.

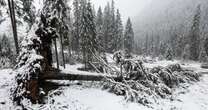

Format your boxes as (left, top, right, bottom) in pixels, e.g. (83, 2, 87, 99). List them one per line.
(12, 0, 66, 106)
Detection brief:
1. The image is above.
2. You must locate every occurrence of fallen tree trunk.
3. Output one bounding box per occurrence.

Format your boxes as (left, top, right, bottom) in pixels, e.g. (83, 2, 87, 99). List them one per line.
(42, 71, 122, 82)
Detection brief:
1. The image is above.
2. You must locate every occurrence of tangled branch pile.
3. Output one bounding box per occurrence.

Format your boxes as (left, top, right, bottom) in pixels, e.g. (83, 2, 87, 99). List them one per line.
(103, 52, 200, 105)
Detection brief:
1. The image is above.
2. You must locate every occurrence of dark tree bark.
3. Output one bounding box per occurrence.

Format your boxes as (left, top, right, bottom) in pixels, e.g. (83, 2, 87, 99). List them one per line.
(42, 71, 122, 82)
(8, 0, 19, 54)
(60, 35, 66, 68)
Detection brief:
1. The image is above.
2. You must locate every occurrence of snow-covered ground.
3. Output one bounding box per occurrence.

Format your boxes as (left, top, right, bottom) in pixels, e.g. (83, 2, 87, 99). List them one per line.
(143, 59, 208, 73)
(61, 64, 102, 76)
(161, 74, 208, 110)
(0, 69, 15, 110)
(1, 60, 208, 110)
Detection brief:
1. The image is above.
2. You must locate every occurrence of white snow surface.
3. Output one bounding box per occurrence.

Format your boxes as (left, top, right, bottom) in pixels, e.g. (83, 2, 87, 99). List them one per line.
(0, 69, 15, 110)
(61, 64, 101, 76)
(1, 60, 208, 110)
(143, 59, 208, 73)
(47, 75, 208, 110)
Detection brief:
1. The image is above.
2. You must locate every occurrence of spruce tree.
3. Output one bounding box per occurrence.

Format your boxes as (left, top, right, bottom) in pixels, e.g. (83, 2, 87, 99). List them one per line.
(124, 18, 134, 56)
(183, 44, 191, 60)
(165, 45, 173, 60)
(1, 34, 12, 56)
(103, 2, 111, 52)
(204, 37, 208, 57)
(0, 0, 6, 22)
(169, 28, 178, 57)
(96, 6, 104, 52)
(0, 0, 5, 7)
(63, 8, 73, 63)
(92, 5, 96, 21)
(16, 0, 36, 29)
(80, 0, 97, 69)
(155, 35, 160, 56)
(145, 34, 149, 55)
(108, 0, 116, 52)
(56, 0, 70, 68)
(115, 9, 123, 51)
(189, 5, 201, 61)
(12, 25, 44, 105)
(72, 0, 81, 52)
(150, 36, 155, 57)
(199, 47, 208, 62)
(175, 35, 184, 58)
(43, 0, 70, 68)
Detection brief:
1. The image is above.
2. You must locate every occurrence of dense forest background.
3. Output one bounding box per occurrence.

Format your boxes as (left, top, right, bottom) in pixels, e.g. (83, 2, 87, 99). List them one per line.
(134, 0, 208, 61)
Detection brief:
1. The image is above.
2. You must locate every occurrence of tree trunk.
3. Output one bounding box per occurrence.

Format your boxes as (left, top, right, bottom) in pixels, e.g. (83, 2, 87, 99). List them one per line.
(60, 35, 65, 68)
(54, 38, 59, 69)
(68, 35, 72, 59)
(42, 71, 122, 82)
(8, 0, 19, 54)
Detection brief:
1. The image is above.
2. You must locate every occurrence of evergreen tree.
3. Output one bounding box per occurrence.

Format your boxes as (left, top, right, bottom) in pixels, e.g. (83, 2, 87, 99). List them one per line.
(108, 0, 116, 52)
(56, 0, 70, 68)
(1, 34, 12, 56)
(165, 45, 173, 60)
(36, 0, 62, 72)
(43, 0, 70, 68)
(159, 41, 166, 57)
(102, 0, 120, 53)
(155, 35, 160, 56)
(63, 8, 73, 63)
(189, 5, 201, 61)
(12, 25, 44, 105)
(199, 47, 208, 62)
(182, 44, 191, 60)
(175, 35, 184, 58)
(114, 9, 123, 51)
(149, 36, 154, 56)
(204, 37, 208, 57)
(72, 0, 81, 52)
(0, 0, 5, 8)
(80, 0, 97, 69)
(103, 2, 111, 52)
(96, 6, 104, 52)
(16, 0, 36, 29)
(124, 18, 134, 56)
(134, 41, 142, 55)
(169, 29, 178, 57)
(145, 34, 149, 55)
(92, 4, 96, 21)
(0, 0, 6, 23)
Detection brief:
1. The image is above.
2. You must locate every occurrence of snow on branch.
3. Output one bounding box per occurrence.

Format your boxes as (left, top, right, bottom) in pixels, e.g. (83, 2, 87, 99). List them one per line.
(100, 52, 200, 106)
(11, 24, 44, 106)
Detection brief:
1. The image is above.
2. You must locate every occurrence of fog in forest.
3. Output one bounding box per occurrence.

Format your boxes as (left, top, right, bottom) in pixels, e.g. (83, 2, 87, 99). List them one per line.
(1, 0, 208, 109)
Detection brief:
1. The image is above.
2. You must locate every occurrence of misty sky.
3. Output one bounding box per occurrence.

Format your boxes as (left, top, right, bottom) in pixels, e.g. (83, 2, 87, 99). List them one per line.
(91, 0, 152, 22)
